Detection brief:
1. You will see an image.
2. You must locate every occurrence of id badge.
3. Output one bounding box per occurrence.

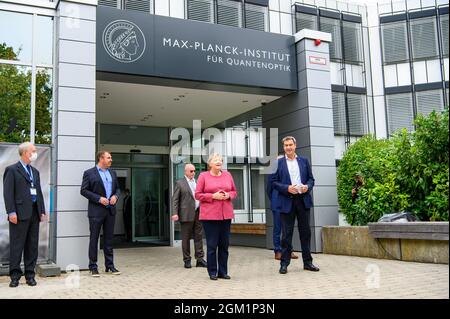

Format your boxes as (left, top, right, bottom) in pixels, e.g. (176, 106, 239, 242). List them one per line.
(30, 188, 37, 196)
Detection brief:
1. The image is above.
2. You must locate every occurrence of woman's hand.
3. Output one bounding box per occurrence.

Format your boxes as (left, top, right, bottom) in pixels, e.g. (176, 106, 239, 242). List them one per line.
(212, 191, 227, 200)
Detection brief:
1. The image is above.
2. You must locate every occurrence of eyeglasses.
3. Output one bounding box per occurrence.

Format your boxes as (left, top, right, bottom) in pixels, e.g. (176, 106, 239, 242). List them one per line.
(189, 170, 195, 173)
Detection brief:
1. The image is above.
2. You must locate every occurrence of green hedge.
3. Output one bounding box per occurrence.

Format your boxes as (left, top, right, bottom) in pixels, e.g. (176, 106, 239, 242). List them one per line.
(337, 110, 449, 225)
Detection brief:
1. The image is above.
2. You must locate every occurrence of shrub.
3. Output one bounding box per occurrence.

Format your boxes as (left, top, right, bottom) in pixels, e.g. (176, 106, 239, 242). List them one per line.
(337, 110, 449, 225)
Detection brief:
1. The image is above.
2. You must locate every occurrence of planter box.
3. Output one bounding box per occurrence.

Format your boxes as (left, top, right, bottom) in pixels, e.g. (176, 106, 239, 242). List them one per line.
(322, 223, 449, 264)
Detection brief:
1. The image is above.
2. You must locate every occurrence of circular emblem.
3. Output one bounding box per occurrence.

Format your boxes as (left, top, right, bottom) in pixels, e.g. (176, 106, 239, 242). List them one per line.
(102, 19, 146, 63)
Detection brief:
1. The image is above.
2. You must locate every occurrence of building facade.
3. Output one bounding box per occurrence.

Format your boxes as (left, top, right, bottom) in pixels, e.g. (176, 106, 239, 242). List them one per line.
(0, 0, 448, 270)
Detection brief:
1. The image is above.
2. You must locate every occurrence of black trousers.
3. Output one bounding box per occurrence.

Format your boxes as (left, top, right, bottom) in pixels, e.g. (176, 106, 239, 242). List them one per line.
(180, 209, 204, 262)
(89, 212, 115, 270)
(9, 203, 40, 280)
(280, 195, 313, 267)
(202, 220, 231, 277)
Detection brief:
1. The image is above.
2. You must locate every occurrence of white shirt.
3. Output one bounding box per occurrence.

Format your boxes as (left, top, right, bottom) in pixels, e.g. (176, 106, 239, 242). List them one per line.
(185, 176, 200, 210)
(285, 154, 301, 186)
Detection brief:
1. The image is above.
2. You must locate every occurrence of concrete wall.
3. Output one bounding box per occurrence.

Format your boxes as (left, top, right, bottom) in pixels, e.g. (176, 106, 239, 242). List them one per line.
(263, 30, 339, 253)
(54, 0, 97, 270)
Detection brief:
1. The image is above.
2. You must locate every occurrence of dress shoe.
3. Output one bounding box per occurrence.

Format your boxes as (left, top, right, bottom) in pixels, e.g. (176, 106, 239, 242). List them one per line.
(291, 252, 299, 259)
(304, 263, 320, 272)
(279, 265, 288, 274)
(90, 269, 100, 277)
(26, 278, 37, 286)
(105, 267, 121, 275)
(9, 279, 19, 288)
(196, 259, 207, 267)
(274, 252, 282, 260)
(209, 275, 218, 280)
(218, 274, 231, 279)
(184, 260, 192, 269)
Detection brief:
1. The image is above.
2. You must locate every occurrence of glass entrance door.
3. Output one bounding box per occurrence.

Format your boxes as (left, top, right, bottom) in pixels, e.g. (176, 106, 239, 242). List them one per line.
(132, 167, 169, 243)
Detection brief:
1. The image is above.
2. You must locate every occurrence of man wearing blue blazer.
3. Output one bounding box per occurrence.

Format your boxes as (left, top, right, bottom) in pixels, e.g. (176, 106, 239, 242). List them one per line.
(81, 150, 121, 277)
(269, 136, 320, 274)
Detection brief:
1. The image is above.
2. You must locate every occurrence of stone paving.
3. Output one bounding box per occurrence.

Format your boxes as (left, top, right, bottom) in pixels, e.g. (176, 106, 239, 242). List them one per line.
(0, 246, 448, 299)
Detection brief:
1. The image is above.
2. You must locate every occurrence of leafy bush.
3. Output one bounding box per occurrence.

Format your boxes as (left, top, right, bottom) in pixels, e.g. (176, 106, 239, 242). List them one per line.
(337, 110, 449, 225)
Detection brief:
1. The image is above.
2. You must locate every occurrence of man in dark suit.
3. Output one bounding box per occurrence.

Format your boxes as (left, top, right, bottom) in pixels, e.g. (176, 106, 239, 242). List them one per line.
(80, 150, 121, 277)
(269, 136, 320, 274)
(3, 142, 47, 287)
(171, 163, 207, 269)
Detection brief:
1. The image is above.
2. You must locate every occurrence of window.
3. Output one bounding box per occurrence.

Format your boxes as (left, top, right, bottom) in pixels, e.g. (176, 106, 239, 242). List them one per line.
(415, 89, 445, 117)
(381, 21, 409, 64)
(228, 168, 244, 210)
(98, 0, 120, 8)
(347, 93, 368, 136)
(410, 16, 439, 60)
(245, 3, 268, 32)
(217, 0, 242, 28)
(342, 20, 363, 63)
(0, 10, 53, 144)
(251, 168, 265, 210)
(320, 17, 342, 61)
(125, 0, 153, 13)
(0, 10, 32, 63)
(332, 91, 347, 135)
(440, 14, 449, 56)
(187, 0, 214, 23)
(295, 12, 318, 32)
(386, 93, 414, 135)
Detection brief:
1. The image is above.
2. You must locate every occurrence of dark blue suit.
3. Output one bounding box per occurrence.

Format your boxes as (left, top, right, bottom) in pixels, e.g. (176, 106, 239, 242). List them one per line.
(268, 156, 315, 267)
(266, 177, 281, 253)
(80, 167, 120, 270)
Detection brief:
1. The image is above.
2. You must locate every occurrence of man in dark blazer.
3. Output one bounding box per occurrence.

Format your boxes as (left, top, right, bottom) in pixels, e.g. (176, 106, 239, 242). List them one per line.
(171, 163, 207, 269)
(3, 142, 47, 287)
(80, 150, 121, 277)
(269, 136, 320, 274)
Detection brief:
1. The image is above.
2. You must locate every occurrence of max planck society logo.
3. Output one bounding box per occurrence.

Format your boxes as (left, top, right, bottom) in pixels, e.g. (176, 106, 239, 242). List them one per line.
(102, 20, 146, 63)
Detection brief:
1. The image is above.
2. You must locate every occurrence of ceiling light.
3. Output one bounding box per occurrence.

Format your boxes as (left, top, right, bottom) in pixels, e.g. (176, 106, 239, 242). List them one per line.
(174, 98, 180, 101)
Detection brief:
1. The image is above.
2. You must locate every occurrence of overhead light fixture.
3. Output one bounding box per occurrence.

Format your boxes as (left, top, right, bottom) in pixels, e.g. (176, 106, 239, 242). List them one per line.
(242, 100, 248, 103)
(174, 98, 180, 101)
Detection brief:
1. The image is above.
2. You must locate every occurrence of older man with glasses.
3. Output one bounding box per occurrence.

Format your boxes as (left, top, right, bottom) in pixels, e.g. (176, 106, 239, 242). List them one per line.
(172, 163, 207, 269)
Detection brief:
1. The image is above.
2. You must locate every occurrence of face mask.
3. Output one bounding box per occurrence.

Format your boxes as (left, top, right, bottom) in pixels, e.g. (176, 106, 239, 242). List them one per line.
(30, 152, 38, 162)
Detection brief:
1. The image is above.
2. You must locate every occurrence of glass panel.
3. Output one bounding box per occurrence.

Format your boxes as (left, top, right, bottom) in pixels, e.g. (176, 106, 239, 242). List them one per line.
(132, 167, 169, 242)
(410, 17, 439, 60)
(35, 16, 54, 65)
(132, 154, 168, 164)
(0, 10, 32, 63)
(99, 124, 169, 146)
(227, 168, 244, 210)
(251, 168, 265, 210)
(0, 63, 31, 143)
(110, 153, 131, 163)
(35, 68, 52, 144)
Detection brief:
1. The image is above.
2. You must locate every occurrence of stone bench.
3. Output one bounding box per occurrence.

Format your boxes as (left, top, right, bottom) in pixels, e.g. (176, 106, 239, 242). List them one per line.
(368, 222, 449, 241)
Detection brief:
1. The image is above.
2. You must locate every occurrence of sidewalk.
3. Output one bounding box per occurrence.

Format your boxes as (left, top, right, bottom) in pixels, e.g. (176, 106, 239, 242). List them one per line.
(0, 246, 448, 299)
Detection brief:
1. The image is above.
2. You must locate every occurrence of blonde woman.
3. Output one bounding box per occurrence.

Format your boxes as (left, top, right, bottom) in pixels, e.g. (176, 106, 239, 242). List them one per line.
(195, 153, 237, 280)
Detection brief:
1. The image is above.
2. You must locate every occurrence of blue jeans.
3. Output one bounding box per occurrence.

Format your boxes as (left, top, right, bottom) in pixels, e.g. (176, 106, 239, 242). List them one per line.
(272, 210, 282, 253)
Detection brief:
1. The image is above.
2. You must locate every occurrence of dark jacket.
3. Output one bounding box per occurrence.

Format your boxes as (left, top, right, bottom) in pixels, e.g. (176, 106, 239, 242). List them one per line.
(80, 166, 120, 218)
(268, 156, 315, 213)
(172, 178, 197, 222)
(3, 162, 45, 220)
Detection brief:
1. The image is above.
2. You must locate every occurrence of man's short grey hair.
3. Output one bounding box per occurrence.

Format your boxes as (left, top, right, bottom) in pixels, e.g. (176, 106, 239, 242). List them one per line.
(18, 142, 33, 156)
(281, 136, 296, 145)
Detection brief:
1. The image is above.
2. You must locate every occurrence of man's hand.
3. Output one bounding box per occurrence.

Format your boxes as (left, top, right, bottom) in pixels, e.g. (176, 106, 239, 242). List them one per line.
(300, 185, 308, 194)
(40, 214, 49, 223)
(288, 185, 299, 194)
(8, 214, 18, 224)
(100, 197, 109, 206)
(109, 195, 118, 206)
(171, 214, 179, 221)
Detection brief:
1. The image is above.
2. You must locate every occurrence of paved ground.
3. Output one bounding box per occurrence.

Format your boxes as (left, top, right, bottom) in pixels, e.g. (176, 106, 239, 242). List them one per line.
(0, 246, 448, 299)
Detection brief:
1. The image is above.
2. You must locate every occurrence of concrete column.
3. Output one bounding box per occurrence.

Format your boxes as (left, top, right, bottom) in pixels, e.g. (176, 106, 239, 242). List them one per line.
(263, 29, 338, 253)
(54, 0, 97, 270)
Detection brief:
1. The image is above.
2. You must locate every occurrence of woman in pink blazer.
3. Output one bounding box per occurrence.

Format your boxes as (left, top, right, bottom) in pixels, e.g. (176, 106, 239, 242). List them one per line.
(195, 153, 237, 280)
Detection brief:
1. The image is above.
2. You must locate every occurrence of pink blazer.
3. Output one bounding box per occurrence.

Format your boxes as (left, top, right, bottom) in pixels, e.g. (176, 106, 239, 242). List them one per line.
(195, 170, 237, 220)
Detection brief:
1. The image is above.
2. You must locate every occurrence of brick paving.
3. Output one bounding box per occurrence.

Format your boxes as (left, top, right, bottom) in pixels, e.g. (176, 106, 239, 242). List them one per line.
(0, 246, 448, 299)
